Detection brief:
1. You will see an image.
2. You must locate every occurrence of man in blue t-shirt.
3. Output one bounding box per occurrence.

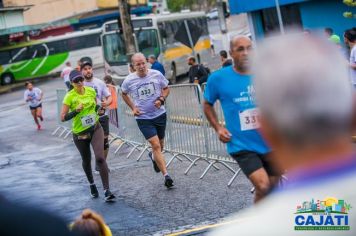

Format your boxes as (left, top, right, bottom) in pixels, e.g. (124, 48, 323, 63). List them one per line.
(203, 36, 280, 203)
(148, 55, 165, 76)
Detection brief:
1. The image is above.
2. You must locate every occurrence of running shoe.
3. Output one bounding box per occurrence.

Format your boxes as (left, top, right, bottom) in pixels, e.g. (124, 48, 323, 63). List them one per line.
(148, 151, 160, 173)
(104, 190, 116, 202)
(164, 175, 174, 188)
(90, 184, 99, 198)
(37, 124, 41, 130)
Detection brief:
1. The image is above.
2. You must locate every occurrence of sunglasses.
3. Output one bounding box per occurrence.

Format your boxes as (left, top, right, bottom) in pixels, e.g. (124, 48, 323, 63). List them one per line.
(72, 77, 84, 84)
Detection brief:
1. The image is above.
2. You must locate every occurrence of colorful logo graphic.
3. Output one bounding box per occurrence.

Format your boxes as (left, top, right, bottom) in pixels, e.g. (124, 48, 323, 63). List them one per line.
(294, 197, 352, 231)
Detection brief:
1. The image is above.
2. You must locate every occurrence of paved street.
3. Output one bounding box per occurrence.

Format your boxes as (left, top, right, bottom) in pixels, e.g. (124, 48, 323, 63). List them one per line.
(0, 18, 256, 236)
(0, 66, 253, 236)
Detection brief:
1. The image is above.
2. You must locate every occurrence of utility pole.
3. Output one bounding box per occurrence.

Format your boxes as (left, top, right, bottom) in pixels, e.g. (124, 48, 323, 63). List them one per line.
(275, 0, 285, 35)
(118, 0, 136, 61)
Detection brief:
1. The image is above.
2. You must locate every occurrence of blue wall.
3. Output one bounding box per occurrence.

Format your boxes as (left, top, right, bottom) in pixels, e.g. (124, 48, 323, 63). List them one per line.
(299, 0, 355, 39)
(229, 0, 307, 14)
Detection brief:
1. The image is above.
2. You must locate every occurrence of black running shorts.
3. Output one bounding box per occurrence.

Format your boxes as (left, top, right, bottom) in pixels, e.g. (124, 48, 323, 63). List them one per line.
(231, 151, 280, 177)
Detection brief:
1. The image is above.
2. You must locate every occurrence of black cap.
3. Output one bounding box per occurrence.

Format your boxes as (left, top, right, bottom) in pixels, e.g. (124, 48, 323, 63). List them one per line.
(80, 60, 92, 70)
(69, 70, 83, 82)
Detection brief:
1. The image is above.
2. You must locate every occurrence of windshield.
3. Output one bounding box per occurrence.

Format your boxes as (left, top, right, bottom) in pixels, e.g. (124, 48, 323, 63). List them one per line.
(135, 29, 160, 58)
(102, 33, 128, 65)
(102, 29, 160, 65)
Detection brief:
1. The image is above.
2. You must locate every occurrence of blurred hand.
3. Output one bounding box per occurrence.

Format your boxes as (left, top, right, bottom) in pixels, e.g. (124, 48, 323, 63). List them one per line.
(217, 127, 232, 143)
(133, 107, 141, 116)
(76, 103, 84, 112)
(101, 98, 107, 109)
(154, 99, 162, 108)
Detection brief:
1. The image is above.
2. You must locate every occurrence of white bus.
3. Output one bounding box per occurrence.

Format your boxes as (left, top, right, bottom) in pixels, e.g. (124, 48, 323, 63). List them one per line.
(0, 28, 103, 85)
(101, 11, 211, 84)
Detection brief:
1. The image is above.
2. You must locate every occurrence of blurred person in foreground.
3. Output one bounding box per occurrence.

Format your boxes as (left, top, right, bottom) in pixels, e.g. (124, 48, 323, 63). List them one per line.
(71, 209, 112, 236)
(210, 33, 356, 235)
(0, 194, 74, 236)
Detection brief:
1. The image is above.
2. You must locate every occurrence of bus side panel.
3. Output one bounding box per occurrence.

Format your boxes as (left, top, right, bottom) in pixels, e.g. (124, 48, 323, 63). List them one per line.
(4, 53, 69, 82)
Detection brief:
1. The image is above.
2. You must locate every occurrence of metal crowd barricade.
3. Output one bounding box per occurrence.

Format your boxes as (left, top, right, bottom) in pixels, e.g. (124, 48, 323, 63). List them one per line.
(164, 84, 219, 172)
(114, 88, 149, 161)
(199, 82, 242, 186)
(52, 89, 72, 139)
(202, 100, 242, 186)
(109, 83, 242, 186)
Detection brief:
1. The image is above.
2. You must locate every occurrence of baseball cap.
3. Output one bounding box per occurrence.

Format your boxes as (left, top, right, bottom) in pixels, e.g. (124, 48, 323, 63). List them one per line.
(80, 60, 92, 70)
(329, 34, 340, 44)
(69, 70, 83, 82)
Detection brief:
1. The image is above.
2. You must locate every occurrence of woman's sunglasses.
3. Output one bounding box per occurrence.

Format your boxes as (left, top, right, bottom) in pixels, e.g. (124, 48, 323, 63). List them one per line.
(73, 77, 84, 84)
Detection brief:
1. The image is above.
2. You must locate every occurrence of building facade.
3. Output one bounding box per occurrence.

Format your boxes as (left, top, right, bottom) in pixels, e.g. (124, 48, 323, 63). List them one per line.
(228, 0, 355, 42)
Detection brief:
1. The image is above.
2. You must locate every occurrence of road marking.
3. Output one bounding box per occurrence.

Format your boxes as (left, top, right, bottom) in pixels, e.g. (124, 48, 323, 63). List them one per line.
(164, 218, 250, 236)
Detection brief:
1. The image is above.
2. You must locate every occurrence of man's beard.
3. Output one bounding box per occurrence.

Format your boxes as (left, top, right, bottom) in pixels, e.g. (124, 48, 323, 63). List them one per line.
(84, 73, 93, 80)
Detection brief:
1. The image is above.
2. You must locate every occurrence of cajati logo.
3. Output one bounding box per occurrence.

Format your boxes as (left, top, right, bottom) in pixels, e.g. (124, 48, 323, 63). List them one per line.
(294, 197, 352, 231)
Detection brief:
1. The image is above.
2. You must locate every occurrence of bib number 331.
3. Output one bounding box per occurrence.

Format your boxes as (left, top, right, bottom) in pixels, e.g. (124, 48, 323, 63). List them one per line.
(239, 108, 260, 131)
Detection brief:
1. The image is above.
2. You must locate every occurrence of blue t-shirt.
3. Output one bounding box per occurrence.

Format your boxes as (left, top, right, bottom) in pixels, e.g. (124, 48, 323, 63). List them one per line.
(151, 61, 165, 76)
(204, 66, 270, 155)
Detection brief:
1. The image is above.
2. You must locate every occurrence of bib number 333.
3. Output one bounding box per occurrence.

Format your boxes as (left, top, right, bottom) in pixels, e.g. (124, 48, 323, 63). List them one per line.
(239, 108, 260, 131)
(138, 83, 155, 100)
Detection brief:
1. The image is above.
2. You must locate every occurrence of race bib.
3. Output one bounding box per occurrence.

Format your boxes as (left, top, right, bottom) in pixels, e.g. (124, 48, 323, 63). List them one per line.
(137, 83, 155, 100)
(239, 108, 260, 131)
(80, 114, 96, 127)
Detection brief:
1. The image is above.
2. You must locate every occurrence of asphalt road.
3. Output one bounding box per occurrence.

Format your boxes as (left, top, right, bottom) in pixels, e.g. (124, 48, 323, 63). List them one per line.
(0, 19, 253, 236)
(0, 66, 255, 236)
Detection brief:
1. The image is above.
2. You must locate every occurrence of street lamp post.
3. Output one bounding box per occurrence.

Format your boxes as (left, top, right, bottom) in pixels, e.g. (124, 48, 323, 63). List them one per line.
(275, 0, 285, 34)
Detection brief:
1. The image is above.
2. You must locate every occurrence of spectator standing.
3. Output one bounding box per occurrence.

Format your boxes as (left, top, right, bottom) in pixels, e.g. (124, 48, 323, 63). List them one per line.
(61, 61, 73, 90)
(148, 55, 165, 76)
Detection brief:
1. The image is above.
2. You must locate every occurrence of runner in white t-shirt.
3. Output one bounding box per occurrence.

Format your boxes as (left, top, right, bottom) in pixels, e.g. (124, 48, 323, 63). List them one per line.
(121, 52, 174, 188)
(61, 61, 72, 90)
(24, 81, 43, 130)
(81, 60, 112, 170)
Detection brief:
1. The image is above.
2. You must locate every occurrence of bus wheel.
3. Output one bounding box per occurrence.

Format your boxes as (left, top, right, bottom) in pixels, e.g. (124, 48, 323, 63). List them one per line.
(170, 64, 177, 84)
(1, 73, 14, 85)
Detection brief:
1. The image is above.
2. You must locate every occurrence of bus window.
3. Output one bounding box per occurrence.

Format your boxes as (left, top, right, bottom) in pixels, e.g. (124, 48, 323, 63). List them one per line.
(158, 22, 167, 44)
(47, 40, 67, 55)
(102, 33, 127, 64)
(34, 44, 48, 58)
(10, 47, 31, 63)
(0, 50, 11, 65)
(135, 29, 160, 58)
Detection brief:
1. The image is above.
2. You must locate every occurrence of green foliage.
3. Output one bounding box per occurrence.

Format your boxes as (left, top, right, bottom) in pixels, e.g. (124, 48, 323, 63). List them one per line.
(343, 0, 356, 18)
(167, 0, 186, 12)
(167, 0, 217, 12)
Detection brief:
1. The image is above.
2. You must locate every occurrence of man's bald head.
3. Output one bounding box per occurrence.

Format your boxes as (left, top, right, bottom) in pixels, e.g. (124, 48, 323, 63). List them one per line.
(229, 35, 251, 51)
(131, 53, 146, 64)
(229, 35, 253, 74)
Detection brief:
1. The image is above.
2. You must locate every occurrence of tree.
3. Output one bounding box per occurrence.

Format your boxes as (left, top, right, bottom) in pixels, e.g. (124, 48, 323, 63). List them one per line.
(343, 0, 356, 18)
(167, 0, 217, 12)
